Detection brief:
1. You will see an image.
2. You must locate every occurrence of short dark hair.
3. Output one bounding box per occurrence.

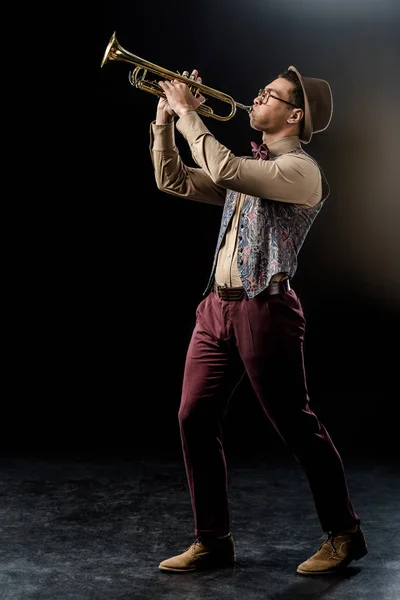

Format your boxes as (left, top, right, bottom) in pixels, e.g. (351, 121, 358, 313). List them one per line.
(278, 69, 305, 111)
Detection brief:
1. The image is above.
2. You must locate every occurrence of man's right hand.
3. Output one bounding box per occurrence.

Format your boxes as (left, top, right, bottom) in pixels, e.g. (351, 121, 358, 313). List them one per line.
(155, 70, 202, 124)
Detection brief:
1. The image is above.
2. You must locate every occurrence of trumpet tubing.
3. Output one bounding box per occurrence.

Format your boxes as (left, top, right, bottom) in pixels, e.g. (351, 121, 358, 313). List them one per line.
(101, 32, 251, 121)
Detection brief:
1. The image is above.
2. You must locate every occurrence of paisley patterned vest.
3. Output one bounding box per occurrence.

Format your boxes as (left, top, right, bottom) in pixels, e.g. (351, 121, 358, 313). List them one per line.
(203, 148, 330, 299)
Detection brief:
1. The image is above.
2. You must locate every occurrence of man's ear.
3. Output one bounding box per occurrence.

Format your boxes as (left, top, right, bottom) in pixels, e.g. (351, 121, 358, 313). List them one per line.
(287, 108, 304, 125)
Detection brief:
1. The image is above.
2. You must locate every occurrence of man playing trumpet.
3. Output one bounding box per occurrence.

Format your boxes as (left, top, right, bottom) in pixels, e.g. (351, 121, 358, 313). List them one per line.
(149, 66, 367, 576)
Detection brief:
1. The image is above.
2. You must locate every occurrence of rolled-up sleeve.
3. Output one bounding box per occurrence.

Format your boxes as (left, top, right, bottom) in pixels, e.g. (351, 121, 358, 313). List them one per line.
(149, 121, 226, 206)
(176, 112, 322, 207)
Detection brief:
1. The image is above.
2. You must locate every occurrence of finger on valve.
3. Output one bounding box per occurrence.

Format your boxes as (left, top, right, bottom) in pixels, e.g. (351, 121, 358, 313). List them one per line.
(180, 69, 202, 97)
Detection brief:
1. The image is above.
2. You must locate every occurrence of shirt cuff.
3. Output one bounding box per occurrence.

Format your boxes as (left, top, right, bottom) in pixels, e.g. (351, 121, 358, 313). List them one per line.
(150, 121, 176, 151)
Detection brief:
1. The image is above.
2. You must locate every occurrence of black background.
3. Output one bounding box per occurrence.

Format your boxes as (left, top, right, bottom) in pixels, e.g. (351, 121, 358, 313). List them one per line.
(6, 0, 399, 462)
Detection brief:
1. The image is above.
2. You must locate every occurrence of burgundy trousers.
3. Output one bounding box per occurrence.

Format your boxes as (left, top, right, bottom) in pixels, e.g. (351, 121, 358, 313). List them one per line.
(178, 287, 360, 537)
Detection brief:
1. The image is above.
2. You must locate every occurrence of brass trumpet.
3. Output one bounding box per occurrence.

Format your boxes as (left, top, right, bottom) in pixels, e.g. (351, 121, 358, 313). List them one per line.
(101, 32, 251, 121)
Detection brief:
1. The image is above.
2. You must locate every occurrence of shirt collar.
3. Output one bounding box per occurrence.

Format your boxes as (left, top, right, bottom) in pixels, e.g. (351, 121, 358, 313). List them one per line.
(267, 135, 301, 158)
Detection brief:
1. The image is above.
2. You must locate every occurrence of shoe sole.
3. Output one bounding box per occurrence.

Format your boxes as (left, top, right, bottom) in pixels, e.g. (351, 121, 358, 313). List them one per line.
(159, 559, 236, 573)
(296, 547, 368, 575)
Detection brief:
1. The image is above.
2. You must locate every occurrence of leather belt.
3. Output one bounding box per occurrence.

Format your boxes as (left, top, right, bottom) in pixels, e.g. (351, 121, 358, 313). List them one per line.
(213, 278, 291, 301)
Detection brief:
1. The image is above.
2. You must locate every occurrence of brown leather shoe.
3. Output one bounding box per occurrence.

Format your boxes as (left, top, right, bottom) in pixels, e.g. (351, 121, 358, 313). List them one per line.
(297, 526, 367, 575)
(159, 534, 236, 572)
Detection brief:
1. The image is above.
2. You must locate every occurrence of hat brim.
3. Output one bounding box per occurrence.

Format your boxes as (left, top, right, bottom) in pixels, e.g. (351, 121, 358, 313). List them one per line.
(288, 65, 312, 144)
(288, 65, 333, 144)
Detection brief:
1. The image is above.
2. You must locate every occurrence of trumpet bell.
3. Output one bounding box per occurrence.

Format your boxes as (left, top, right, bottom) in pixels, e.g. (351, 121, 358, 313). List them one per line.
(101, 31, 118, 68)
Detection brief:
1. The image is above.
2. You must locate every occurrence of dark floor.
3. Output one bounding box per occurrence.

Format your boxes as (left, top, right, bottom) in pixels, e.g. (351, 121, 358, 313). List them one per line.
(1, 452, 399, 600)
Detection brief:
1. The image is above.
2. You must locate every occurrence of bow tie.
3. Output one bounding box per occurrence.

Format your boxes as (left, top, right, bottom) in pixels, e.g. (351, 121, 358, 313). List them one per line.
(251, 141, 270, 161)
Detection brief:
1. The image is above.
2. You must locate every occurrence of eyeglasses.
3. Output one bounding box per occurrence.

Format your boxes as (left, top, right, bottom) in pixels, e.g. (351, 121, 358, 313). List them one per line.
(257, 88, 298, 108)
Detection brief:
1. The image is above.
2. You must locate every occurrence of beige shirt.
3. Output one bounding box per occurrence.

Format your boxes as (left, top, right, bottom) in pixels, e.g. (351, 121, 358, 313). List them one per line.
(150, 111, 322, 286)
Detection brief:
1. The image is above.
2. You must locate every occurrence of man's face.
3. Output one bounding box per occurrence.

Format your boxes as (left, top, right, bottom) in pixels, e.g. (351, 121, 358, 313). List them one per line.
(249, 77, 298, 133)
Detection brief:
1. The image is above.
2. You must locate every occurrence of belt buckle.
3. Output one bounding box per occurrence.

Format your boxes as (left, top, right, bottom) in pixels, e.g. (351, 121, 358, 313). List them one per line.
(215, 283, 227, 299)
(220, 284, 228, 300)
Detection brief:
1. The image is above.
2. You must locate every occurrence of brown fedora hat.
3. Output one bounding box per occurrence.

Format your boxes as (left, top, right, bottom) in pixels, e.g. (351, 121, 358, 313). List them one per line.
(288, 66, 333, 144)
